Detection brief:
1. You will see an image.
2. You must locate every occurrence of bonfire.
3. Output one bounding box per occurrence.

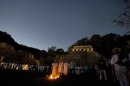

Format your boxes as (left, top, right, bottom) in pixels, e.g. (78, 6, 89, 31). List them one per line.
(48, 74, 60, 80)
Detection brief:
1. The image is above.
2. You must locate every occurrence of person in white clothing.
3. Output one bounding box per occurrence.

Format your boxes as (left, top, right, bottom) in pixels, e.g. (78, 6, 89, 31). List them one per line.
(69, 59, 76, 75)
(51, 60, 58, 77)
(58, 59, 64, 76)
(63, 60, 69, 76)
(111, 48, 129, 86)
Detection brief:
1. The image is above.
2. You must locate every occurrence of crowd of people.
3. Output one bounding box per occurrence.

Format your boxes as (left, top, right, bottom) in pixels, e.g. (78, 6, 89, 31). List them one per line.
(0, 62, 50, 73)
(95, 48, 130, 86)
(51, 59, 96, 78)
(51, 59, 68, 77)
(0, 47, 130, 86)
(50, 47, 130, 86)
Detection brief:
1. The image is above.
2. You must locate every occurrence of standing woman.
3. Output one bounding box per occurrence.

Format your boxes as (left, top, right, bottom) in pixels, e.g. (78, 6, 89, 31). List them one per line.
(58, 59, 64, 76)
(51, 60, 59, 77)
(111, 48, 129, 86)
(63, 60, 69, 76)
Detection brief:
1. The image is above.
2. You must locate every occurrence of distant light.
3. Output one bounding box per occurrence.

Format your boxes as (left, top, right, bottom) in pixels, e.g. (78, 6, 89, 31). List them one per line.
(22, 64, 29, 70)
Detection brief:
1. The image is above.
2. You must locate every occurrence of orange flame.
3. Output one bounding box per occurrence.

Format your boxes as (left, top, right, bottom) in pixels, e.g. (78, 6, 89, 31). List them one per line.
(48, 74, 60, 80)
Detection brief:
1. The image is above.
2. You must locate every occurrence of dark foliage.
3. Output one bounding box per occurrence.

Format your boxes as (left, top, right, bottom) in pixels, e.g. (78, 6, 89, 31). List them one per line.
(69, 33, 130, 59)
(114, 0, 130, 29)
(0, 31, 48, 64)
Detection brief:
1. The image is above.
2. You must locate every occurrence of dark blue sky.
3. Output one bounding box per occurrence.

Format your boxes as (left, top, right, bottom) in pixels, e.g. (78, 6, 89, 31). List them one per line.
(0, 0, 129, 51)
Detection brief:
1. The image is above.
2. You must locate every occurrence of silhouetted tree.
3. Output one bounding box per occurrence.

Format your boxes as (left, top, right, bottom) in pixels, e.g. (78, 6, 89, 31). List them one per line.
(38, 50, 48, 65)
(56, 48, 64, 55)
(69, 33, 129, 59)
(114, 0, 130, 29)
(46, 46, 66, 65)
(90, 34, 102, 53)
(76, 37, 90, 46)
(90, 33, 129, 59)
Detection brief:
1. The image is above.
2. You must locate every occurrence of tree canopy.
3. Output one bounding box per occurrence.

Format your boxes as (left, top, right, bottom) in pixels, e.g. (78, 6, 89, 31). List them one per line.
(114, 0, 130, 29)
(69, 33, 130, 59)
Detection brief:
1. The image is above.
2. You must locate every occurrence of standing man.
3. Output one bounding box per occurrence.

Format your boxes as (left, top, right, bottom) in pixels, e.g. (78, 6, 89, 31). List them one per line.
(98, 57, 108, 80)
(69, 59, 76, 75)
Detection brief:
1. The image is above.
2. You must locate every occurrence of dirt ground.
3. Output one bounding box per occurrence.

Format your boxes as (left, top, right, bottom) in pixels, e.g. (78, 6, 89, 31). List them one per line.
(0, 69, 120, 86)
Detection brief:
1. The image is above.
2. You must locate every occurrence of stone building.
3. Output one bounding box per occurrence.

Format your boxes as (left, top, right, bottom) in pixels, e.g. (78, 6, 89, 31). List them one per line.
(71, 45, 93, 52)
(66, 45, 101, 67)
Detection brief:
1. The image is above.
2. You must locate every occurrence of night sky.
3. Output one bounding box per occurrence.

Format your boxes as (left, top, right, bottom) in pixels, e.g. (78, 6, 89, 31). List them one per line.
(0, 0, 129, 51)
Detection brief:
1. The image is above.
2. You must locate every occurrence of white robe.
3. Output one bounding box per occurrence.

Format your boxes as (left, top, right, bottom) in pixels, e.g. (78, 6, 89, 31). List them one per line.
(52, 63, 58, 77)
(58, 62, 64, 74)
(111, 54, 129, 86)
(63, 63, 69, 75)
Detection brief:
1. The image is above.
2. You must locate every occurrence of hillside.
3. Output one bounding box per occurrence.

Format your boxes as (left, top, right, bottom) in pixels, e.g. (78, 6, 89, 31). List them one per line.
(0, 31, 48, 64)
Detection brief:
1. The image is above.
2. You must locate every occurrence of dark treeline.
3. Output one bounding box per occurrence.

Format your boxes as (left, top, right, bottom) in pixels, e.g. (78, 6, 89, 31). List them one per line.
(69, 33, 130, 59)
(0, 31, 66, 65)
(0, 31, 130, 65)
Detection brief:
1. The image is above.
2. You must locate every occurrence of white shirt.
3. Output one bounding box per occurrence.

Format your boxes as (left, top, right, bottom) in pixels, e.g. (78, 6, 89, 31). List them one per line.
(111, 54, 119, 65)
